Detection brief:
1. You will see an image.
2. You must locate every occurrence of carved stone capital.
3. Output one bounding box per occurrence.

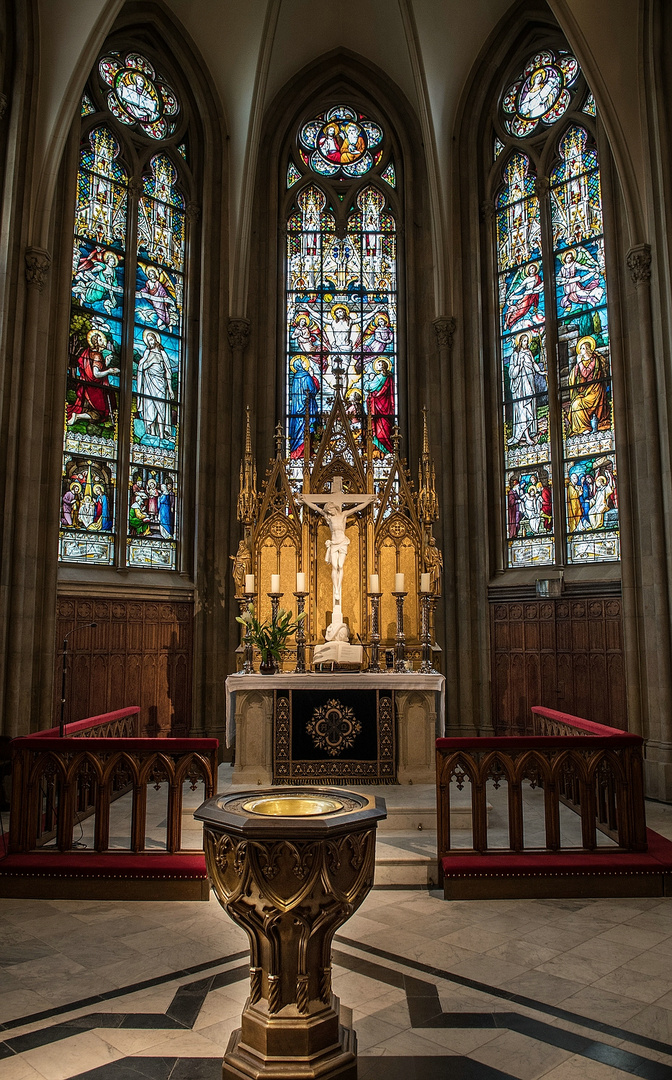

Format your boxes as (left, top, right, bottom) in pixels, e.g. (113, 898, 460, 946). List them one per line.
(227, 317, 251, 352)
(433, 316, 456, 352)
(24, 247, 52, 291)
(127, 178, 142, 199)
(534, 176, 550, 198)
(480, 200, 496, 224)
(0, 92, 8, 120)
(627, 244, 652, 287)
(186, 200, 201, 224)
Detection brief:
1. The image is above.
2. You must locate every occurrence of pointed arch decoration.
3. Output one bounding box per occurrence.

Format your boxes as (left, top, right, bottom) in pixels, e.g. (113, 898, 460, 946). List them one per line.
(285, 105, 398, 490)
(60, 48, 192, 570)
(495, 49, 619, 568)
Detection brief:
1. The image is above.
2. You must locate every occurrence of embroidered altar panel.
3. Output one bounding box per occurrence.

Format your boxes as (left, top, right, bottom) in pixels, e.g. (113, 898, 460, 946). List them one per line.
(272, 688, 396, 784)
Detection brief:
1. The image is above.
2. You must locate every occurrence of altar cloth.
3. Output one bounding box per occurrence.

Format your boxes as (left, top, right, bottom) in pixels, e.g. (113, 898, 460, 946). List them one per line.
(225, 671, 445, 747)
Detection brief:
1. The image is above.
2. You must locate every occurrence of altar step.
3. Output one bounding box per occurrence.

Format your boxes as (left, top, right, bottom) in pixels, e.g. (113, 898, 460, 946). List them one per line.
(374, 831, 438, 888)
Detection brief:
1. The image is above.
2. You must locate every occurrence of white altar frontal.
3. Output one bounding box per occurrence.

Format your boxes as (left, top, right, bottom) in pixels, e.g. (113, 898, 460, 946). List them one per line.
(226, 671, 445, 786)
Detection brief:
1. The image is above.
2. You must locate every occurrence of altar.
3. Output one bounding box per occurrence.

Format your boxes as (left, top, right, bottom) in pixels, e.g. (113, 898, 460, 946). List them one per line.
(226, 671, 445, 786)
(227, 385, 445, 786)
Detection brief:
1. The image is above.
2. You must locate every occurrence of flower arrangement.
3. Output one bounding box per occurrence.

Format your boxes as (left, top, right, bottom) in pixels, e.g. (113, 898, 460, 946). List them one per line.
(236, 604, 306, 667)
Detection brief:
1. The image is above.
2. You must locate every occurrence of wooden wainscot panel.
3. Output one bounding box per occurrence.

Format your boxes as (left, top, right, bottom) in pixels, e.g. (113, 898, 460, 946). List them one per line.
(490, 594, 626, 734)
(54, 596, 193, 736)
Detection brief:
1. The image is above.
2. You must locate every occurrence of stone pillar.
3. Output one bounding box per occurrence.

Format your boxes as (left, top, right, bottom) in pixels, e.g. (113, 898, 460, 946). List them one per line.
(3, 248, 55, 735)
(624, 244, 672, 799)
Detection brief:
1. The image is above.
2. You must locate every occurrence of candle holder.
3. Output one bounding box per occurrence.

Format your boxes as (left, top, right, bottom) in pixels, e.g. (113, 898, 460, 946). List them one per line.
(268, 591, 283, 621)
(367, 592, 382, 672)
(293, 591, 308, 673)
(240, 593, 257, 674)
(419, 591, 438, 673)
(392, 590, 407, 672)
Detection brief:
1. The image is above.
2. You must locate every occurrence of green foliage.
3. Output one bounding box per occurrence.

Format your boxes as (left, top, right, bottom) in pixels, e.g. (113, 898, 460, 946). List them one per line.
(236, 603, 306, 662)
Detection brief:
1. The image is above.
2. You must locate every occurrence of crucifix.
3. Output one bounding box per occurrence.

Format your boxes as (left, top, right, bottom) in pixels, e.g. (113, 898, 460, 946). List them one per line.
(296, 476, 376, 634)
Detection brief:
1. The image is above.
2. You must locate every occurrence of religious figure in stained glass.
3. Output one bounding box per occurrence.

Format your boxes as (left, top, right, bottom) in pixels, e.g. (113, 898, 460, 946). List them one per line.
(501, 262, 544, 332)
(288, 355, 320, 457)
(507, 333, 547, 446)
(136, 330, 174, 440)
(99, 52, 179, 140)
(557, 246, 604, 313)
(567, 336, 611, 435)
(501, 50, 579, 137)
(72, 247, 123, 316)
(67, 328, 120, 427)
(299, 106, 383, 178)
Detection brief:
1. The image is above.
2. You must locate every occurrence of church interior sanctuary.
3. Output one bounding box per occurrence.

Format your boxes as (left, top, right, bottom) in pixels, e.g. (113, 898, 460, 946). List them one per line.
(5, 0, 672, 1077)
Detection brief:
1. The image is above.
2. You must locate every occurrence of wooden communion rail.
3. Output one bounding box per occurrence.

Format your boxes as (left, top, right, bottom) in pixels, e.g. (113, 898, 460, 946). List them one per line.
(435, 707, 672, 899)
(2, 708, 218, 899)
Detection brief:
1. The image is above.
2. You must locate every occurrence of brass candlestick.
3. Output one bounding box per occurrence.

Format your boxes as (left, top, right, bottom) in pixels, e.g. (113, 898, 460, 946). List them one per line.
(367, 591, 382, 672)
(241, 593, 257, 674)
(293, 591, 308, 673)
(392, 590, 407, 672)
(419, 591, 438, 673)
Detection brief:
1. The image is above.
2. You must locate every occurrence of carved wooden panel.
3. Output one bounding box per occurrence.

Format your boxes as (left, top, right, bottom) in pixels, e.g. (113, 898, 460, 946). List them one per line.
(490, 596, 625, 734)
(55, 596, 193, 736)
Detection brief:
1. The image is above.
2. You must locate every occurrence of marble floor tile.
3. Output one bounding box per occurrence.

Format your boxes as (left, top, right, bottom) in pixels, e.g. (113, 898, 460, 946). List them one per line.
(498, 968, 587, 1006)
(533, 952, 623, 985)
(468, 1029, 575, 1080)
(558, 986, 646, 1026)
(18, 1031, 125, 1080)
(590, 966, 672, 1005)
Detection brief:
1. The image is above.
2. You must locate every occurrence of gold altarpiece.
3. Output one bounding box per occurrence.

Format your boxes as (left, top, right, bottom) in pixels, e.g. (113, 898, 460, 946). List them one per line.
(232, 390, 442, 667)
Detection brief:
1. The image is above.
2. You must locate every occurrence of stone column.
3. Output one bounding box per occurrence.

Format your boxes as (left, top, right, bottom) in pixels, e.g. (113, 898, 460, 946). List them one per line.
(3, 248, 55, 735)
(624, 244, 672, 798)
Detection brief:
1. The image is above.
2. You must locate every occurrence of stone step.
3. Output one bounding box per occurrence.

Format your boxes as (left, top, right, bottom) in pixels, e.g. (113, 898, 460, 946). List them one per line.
(373, 830, 438, 888)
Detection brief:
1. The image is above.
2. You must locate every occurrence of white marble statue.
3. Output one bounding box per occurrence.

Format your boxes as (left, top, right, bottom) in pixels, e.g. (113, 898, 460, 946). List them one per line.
(296, 476, 375, 643)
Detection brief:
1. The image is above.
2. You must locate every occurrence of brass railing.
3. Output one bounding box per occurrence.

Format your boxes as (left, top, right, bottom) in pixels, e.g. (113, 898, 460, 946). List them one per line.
(8, 714, 218, 855)
(436, 707, 647, 868)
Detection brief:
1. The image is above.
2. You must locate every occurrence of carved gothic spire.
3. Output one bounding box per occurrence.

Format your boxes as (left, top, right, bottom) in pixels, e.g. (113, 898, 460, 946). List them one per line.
(417, 405, 439, 523)
(237, 405, 258, 526)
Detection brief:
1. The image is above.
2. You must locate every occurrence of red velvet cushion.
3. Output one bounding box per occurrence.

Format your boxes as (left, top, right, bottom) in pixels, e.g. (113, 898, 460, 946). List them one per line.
(0, 852, 207, 879)
(441, 829, 672, 877)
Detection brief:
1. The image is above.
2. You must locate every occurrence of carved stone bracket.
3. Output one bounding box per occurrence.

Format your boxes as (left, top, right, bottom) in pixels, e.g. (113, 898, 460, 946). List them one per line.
(186, 200, 201, 224)
(227, 317, 251, 352)
(627, 244, 652, 287)
(0, 92, 8, 120)
(534, 176, 550, 198)
(24, 247, 52, 292)
(434, 316, 456, 352)
(127, 178, 142, 199)
(480, 200, 496, 224)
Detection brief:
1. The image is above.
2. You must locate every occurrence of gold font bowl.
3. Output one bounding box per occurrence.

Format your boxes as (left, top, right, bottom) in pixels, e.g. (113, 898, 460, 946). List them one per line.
(241, 794, 344, 817)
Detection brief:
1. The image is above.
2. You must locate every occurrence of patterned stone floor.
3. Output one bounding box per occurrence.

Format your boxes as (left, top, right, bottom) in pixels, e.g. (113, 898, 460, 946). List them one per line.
(2, 796, 672, 1079)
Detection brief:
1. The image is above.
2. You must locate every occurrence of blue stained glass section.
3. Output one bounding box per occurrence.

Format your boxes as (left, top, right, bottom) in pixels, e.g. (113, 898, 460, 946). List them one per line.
(555, 239, 606, 319)
(72, 241, 124, 319)
(135, 263, 182, 335)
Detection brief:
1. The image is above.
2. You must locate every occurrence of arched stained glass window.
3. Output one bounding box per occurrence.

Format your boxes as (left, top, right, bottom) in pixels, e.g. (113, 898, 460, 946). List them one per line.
(285, 105, 398, 485)
(495, 50, 618, 567)
(61, 50, 189, 570)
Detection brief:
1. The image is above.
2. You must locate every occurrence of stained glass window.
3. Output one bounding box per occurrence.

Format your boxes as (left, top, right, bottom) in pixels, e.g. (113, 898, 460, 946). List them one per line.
(502, 50, 579, 138)
(285, 106, 397, 486)
(99, 52, 179, 140)
(60, 51, 187, 570)
(583, 92, 597, 117)
(494, 51, 618, 568)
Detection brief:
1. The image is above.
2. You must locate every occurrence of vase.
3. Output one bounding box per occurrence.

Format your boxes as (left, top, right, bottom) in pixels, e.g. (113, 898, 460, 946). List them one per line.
(259, 658, 275, 675)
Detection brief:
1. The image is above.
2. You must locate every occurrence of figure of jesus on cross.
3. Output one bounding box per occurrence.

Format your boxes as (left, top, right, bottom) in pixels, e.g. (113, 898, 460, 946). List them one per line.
(296, 476, 376, 634)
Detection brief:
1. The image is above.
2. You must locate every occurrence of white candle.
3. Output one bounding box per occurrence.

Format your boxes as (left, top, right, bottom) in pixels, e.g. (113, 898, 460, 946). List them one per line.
(395, 573, 405, 592)
(271, 574, 281, 593)
(244, 574, 255, 594)
(369, 574, 380, 593)
(420, 573, 431, 593)
(296, 572, 306, 592)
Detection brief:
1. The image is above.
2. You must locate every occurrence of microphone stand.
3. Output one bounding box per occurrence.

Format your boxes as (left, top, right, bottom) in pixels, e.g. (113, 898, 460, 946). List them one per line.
(59, 622, 97, 738)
